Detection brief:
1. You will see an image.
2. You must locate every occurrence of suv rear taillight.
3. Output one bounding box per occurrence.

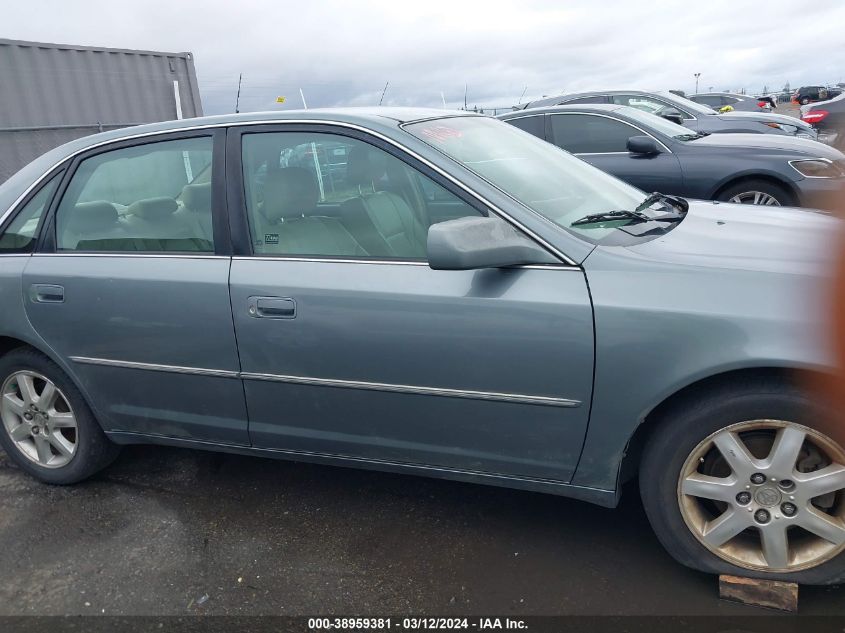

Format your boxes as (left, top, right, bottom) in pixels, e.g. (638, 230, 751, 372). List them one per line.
(802, 110, 830, 125)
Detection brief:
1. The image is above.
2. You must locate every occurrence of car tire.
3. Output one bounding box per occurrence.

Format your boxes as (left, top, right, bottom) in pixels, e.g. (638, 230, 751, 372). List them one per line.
(716, 179, 794, 207)
(801, 97, 810, 105)
(640, 376, 845, 585)
(0, 347, 119, 484)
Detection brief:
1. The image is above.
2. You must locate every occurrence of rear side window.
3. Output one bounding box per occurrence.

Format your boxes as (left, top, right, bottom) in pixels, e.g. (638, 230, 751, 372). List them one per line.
(694, 95, 723, 108)
(562, 96, 608, 105)
(0, 174, 61, 253)
(611, 94, 694, 120)
(550, 114, 639, 153)
(507, 115, 546, 140)
(55, 137, 214, 253)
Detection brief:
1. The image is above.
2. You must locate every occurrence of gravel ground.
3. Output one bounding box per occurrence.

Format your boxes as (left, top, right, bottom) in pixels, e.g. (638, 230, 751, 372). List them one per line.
(1, 444, 844, 616)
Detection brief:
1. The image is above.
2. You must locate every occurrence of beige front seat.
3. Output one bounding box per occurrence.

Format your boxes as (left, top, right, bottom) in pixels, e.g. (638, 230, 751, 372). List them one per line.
(339, 146, 427, 258)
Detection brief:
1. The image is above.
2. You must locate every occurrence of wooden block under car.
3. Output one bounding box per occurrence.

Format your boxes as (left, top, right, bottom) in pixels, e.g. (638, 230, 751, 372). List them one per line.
(719, 574, 798, 612)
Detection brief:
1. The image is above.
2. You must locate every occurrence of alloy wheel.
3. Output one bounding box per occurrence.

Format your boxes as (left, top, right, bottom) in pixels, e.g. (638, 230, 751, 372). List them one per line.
(727, 191, 782, 206)
(1, 371, 78, 468)
(678, 420, 845, 572)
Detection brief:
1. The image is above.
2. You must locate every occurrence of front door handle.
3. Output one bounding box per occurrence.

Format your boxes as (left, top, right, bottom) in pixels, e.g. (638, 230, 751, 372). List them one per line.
(248, 296, 296, 319)
(30, 284, 65, 304)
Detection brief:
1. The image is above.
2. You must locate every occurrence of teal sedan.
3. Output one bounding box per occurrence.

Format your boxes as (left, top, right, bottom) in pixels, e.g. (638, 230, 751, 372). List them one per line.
(0, 108, 843, 584)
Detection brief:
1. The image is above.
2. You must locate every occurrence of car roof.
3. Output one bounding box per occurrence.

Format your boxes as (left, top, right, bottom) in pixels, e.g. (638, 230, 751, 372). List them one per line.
(81, 107, 469, 141)
(693, 92, 752, 99)
(523, 89, 668, 109)
(499, 104, 625, 118)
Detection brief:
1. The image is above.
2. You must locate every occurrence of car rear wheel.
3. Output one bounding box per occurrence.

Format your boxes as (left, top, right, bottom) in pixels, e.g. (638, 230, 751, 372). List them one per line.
(0, 348, 119, 484)
(716, 179, 794, 207)
(801, 97, 810, 105)
(640, 378, 845, 585)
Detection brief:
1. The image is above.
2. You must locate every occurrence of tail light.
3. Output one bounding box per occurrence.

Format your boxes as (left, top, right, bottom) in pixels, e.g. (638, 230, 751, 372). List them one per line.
(802, 110, 830, 125)
(757, 101, 767, 108)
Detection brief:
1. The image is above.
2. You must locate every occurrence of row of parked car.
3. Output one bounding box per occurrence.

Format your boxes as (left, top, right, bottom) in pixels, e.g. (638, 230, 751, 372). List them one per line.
(500, 88, 844, 210)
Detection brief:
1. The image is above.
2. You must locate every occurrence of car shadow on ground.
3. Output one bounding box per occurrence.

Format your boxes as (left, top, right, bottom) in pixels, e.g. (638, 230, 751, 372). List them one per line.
(0, 444, 843, 616)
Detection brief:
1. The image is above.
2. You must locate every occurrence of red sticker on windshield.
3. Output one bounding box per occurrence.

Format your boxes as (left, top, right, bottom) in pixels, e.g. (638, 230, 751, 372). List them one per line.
(418, 126, 463, 142)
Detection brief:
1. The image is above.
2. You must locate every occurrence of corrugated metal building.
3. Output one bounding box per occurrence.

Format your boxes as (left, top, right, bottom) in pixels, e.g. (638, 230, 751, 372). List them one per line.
(0, 38, 203, 183)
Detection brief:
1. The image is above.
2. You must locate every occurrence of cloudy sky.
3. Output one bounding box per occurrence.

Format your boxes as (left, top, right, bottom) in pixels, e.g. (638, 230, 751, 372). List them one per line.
(5, 0, 845, 114)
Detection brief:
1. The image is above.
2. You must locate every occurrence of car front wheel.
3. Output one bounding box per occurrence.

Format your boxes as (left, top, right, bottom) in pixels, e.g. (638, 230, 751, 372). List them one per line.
(716, 179, 793, 207)
(0, 348, 119, 484)
(640, 378, 845, 585)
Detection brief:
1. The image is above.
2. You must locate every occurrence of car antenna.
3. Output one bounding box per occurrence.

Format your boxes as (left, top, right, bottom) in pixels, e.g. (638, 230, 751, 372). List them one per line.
(235, 73, 242, 114)
(379, 81, 390, 106)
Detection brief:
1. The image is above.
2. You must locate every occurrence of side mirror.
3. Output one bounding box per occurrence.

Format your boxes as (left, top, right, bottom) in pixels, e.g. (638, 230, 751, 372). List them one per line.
(427, 217, 558, 270)
(660, 109, 685, 125)
(627, 135, 662, 155)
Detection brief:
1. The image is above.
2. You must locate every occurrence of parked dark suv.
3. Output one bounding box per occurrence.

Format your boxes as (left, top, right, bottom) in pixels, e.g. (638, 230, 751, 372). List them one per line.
(794, 86, 829, 105)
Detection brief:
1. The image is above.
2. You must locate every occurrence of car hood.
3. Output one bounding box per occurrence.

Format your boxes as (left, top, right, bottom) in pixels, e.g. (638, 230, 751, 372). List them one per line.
(687, 132, 844, 158)
(620, 199, 839, 275)
(715, 110, 814, 129)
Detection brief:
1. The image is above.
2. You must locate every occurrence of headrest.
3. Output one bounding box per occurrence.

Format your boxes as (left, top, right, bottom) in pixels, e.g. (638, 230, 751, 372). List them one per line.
(346, 146, 387, 187)
(127, 197, 178, 220)
(181, 183, 212, 212)
(69, 201, 118, 229)
(263, 167, 319, 220)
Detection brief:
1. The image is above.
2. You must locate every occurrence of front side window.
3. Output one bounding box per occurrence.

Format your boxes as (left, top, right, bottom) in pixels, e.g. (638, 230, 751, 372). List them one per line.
(55, 137, 214, 253)
(0, 173, 61, 253)
(550, 114, 639, 153)
(241, 131, 483, 259)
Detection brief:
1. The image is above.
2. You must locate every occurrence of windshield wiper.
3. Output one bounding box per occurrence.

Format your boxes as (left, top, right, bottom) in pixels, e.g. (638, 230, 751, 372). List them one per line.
(636, 191, 689, 213)
(570, 210, 651, 227)
(675, 132, 709, 141)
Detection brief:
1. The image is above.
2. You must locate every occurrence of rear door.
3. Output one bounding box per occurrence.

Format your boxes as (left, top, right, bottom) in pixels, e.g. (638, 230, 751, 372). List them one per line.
(549, 113, 685, 195)
(226, 123, 595, 482)
(22, 131, 249, 444)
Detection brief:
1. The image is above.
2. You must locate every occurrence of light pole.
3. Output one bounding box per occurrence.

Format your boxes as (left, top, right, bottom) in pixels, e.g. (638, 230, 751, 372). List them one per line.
(694, 73, 701, 94)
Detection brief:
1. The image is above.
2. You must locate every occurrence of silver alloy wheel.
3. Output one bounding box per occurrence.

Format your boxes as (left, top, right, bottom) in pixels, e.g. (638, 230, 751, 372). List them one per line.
(679, 420, 845, 572)
(727, 191, 782, 206)
(0, 371, 77, 468)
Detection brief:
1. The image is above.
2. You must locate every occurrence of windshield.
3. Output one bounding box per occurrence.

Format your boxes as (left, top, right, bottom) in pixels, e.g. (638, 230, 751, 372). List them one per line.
(405, 116, 668, 241)
(655, 91, 717, 116)
(618, 106, 702, 140)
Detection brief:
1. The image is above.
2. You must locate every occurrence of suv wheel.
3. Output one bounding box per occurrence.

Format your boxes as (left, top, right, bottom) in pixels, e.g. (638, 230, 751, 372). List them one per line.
(640, 378, 845, 585)
(0, 348, 119, 484)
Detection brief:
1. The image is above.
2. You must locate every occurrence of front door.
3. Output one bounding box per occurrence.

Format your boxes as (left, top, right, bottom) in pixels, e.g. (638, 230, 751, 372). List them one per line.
(549, 113, 685, 196)
(23, 131, 249, 444)
(227, 125, 595, 482)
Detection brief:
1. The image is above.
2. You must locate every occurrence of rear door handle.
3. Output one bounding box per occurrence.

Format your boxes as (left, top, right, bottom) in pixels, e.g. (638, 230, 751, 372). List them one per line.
(30, 284, 65, 304)
(248, 296, 296, 319)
